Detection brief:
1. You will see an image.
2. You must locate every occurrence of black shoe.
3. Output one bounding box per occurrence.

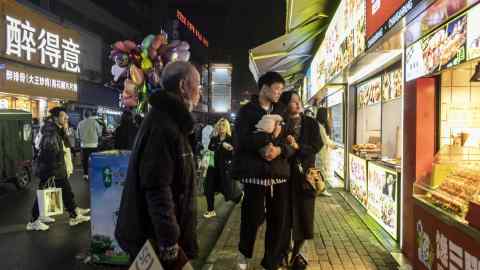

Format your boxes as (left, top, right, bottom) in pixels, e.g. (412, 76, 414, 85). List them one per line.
(291, 254, 308, 270)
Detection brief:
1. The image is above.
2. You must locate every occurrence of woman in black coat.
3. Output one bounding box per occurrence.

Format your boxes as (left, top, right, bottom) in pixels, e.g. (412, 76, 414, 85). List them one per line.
(279, 91, 322, 268)
(203, 118, 241, 218)
(114, 111, 138, 150)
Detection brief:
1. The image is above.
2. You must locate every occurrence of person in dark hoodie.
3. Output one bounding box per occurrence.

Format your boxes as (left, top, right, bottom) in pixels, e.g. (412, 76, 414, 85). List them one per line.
(233, 71, 294, 270)
(114, 110, 138, 150)
(115, 61, 201, 269)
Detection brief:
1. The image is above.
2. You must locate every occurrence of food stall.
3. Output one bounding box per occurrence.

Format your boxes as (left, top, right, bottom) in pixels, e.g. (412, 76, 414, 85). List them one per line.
(402, 1, 480, 268)
(349, 64, 403, 240)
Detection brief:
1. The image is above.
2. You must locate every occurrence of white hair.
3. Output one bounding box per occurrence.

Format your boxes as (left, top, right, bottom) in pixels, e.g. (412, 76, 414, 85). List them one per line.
(160, 61, 195, 92)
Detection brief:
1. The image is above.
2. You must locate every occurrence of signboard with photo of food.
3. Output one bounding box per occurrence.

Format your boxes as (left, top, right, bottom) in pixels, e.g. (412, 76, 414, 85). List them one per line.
(467, 4, 480, 60)
(357, 76, 382, 108)
(383, 69, 403, 102)
(441, 14, 467, 69)
(367, 163, 399, 239)
(349, 154, 368, 207)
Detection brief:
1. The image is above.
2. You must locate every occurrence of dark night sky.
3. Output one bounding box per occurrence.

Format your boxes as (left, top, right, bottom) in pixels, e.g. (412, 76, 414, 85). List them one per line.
(92, 0, 286, 105)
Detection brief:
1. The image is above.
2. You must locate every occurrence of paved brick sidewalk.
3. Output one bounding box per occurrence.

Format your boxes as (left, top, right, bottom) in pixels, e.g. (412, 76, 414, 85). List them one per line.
(204, 191, 399, 270)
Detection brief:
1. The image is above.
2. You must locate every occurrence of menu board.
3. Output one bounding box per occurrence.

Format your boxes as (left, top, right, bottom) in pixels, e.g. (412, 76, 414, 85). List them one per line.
(406, 14, 467, 81)
(467, 4, 480, 60)
(367, 162, 398, 239)
(349, 154, 368, 207)
(405, 0, 479, 46)
(312, 0, 366, 90)
(383, 69, 403, 102)
(357, 76, 382, 108)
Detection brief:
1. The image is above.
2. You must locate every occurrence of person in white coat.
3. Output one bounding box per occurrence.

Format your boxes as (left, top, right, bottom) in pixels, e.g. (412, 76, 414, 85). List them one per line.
(316, 108, 337, 196)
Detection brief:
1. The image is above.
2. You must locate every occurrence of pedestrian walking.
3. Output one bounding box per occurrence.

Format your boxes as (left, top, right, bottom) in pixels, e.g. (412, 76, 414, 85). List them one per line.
(115, 61, 201, 269)
(279, 91, 322, 268)
(316, 108, 337, 196)
(203, 118, 242, 218)
(77, 111, 103, 181)
(27, 107, 90, 231)
(114, 111, 138, 150)
(233, 71, 294, 270)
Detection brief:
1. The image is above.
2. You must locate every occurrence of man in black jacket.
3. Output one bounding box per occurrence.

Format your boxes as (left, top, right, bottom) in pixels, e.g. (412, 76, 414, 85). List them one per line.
(233, 71, 293, 270)
(115, 61, 201, 269)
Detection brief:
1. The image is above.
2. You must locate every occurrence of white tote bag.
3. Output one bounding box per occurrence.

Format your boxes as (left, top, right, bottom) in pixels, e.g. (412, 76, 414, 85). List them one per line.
(129, 240, 193, 270)
(37, 177, 64, 217)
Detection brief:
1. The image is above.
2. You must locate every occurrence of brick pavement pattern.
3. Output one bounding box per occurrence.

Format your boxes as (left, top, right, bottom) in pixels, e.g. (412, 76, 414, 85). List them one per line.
(205, 191, 399, 270)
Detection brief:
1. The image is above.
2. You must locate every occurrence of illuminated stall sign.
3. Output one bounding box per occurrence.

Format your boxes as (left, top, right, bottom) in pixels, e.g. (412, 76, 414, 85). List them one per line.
(0, 0, 81, 73)
(349, 154, 368, 207)
(367, 163, 398, 239)
(176, 10, 209, 48)
(312, 0, 366, 90)
(367, 0, 421, 48)
(406, 10, 470, 82)
(405, 0, 480, 46)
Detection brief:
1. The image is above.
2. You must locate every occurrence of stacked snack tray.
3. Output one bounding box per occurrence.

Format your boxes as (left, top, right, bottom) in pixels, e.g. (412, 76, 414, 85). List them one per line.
(428, 164, 480, 218)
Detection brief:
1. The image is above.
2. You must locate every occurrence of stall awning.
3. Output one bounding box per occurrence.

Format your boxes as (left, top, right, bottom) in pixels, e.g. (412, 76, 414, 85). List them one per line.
(249, 0, 335, 87)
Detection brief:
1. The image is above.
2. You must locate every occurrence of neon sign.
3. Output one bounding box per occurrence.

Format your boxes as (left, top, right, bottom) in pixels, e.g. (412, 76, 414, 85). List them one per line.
(176, 10, 209, 48)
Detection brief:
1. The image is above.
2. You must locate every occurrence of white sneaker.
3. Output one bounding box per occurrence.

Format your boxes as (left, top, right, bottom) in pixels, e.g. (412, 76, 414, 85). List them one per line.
(320, 190, 332, 197)
(203, 211, 217, 218)
(38, 216, 55, 223)
(238, 253, 248, 270)
(26, 220, 50, 231)
(75, 207, 91, 216)
(69, 215, 90, 226)
(83, 175, 89, 181)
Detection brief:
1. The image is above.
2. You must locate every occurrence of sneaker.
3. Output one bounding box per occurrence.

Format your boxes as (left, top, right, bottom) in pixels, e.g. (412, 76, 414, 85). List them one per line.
(26, 220, 50, 231)
(320, 190, 332, 197)
(83, 175, 89, 181)
(69, 215, 90, 226)
(75, 207, 91, 216)
(203, 211, 217, 218)
(238, 253, 248, 270)
(39, 216, 55, 223)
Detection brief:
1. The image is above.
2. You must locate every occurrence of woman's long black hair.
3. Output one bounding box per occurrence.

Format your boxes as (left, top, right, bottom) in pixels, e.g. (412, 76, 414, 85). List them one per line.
(316, 107, 331, 136)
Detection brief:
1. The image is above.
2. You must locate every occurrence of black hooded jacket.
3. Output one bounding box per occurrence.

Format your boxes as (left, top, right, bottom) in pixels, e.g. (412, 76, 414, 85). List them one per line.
(35, 119, 67, 180)
(232, 95, 293, 182)
(115, 90, 198, 260)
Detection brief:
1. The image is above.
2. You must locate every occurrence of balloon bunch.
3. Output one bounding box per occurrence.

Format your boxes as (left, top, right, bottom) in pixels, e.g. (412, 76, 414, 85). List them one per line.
(109, 31, 191, 112)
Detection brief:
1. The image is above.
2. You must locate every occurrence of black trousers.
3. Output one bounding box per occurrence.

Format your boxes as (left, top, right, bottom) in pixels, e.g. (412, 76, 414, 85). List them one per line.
(238, 182, 291, 270)
(31, 176, 77, 221)
(81, 147, 97, 176)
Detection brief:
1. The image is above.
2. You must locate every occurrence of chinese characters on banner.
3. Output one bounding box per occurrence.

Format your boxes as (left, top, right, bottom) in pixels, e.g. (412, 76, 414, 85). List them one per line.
(5, 15, 80, 73)
(436, 230, 480, 270)
(5, 69, 78, 92)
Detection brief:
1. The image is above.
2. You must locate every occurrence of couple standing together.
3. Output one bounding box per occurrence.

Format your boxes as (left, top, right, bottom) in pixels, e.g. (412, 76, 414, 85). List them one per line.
(115, 62, 334, 270)
(234, 71, 331, 270)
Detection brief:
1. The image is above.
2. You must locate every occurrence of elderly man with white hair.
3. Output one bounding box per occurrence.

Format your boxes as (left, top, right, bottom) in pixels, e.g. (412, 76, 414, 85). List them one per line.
(115, 61, 201, 269)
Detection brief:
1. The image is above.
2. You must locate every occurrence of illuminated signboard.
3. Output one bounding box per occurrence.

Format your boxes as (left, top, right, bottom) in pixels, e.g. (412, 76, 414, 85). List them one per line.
(0, 0, 81, 73)
(406, 11, 469, 81)
(349, 154, 368, 207)
(367, 0, 420, 48)
(176, 10, 209, 48)
(5, 69, 77, 92)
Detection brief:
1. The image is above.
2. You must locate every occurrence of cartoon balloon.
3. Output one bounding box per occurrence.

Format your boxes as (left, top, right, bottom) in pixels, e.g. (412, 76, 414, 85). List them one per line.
(130, 65, 145, 85)
(113, 41, 128, 52)
(178, 41, 190, 51)
(124, 40, 137, 51)
(141, 35, 155, 50)
(124, 79, 137, 95)
(111, 64, 127, 82)
(129, 50, 142, 67)
(148, 47, 158, 60)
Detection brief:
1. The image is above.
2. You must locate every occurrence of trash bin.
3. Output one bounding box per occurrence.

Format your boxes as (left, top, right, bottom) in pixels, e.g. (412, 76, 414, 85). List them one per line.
(89, 150, 130, 265)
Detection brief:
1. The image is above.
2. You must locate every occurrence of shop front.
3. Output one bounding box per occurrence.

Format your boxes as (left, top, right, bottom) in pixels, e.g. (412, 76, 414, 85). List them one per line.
(0, 0, 80, 119)
(402, 0, 480, 267)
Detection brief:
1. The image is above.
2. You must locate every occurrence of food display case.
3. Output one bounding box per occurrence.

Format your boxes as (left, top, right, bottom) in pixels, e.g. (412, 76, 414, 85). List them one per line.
(414, 146, 480, 225)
